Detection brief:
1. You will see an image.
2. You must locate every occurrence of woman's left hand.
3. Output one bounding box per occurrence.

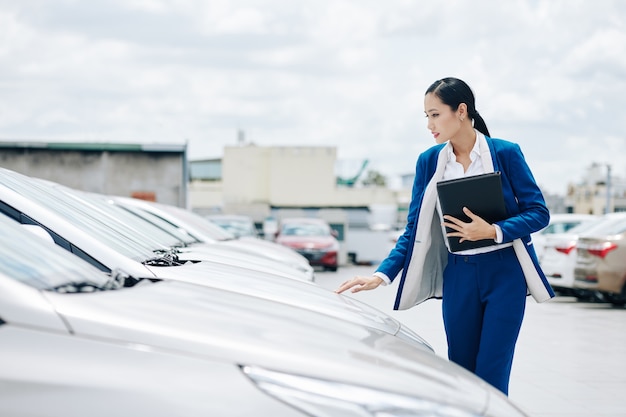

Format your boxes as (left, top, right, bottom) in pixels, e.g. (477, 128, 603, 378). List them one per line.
(442, 207, 497, 242)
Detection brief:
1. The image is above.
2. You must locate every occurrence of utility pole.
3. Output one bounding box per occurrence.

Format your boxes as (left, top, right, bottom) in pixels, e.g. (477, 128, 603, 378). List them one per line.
(606, 164, 612, 214)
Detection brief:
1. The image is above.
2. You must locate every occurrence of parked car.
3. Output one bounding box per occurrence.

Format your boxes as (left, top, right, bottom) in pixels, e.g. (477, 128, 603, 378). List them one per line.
(541, 215, 611, 299)
(206, 213, 259, 238)
(0, 167, 429, 350)
(275, 217, 340, 271)
(112, 195, 315, 281)
(532, 213, 598, 260)
(0, 214, 529, 417)
(573, 213, 626, 306)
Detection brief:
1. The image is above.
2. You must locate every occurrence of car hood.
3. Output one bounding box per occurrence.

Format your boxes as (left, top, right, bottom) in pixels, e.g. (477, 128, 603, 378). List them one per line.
(144, 260, 432, 349)
(174, 243, 312, 281)
(225, 237, 313, 268)
(43, 280, 495, 414)
(276, 235, 336, 249)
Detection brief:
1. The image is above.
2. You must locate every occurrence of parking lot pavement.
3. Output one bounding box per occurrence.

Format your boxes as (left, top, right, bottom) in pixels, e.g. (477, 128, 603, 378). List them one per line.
(316, 265, 626, 417)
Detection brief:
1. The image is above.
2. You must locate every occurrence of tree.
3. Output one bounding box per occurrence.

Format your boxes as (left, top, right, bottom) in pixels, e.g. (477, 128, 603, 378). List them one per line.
(361, 170, 386, 187)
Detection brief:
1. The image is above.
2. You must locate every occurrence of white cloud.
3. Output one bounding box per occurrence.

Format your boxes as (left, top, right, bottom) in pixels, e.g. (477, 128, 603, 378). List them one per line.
(1, 0, 625, 196)
(564, 27, 626, 75)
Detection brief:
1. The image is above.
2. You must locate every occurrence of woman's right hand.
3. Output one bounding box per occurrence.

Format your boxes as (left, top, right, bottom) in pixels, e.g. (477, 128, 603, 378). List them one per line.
(335, 275, 383, 294)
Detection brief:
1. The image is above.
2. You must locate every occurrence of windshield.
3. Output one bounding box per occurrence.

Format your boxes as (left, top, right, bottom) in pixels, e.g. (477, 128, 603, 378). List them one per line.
(0, 168, 167, 261)
(585, 217, 626, 236)
(113, 202, 199, 245)
(156, 202, 235, 241)
(0, 214, 109, 290)
(541, 219, 592, 235)
(208, 217, 256, 237)
(77, 191, 189, 247)
(282, 223, 330, 236)
(565, 217, 605, 235)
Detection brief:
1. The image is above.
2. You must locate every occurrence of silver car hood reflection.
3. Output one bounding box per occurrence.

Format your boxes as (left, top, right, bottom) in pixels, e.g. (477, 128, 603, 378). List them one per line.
(145, 260, 432, 351)
(44, 280, 490, 412)
(174, 243, 312, 281)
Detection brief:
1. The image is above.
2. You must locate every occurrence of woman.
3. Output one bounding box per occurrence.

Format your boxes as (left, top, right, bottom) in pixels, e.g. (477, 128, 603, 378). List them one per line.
(336, 77, 554, 395)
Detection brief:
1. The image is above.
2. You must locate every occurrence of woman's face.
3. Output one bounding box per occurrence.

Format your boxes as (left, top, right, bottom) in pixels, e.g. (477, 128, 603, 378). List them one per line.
(424, 93, 461, 144)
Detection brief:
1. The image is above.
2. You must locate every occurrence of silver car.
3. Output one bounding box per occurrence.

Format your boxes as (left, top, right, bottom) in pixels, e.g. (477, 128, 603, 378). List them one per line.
(573, 213, 626, 306)
(531, 213, 598, 260)
(541, 216, 608, 299)
(0, 201, 528, 417)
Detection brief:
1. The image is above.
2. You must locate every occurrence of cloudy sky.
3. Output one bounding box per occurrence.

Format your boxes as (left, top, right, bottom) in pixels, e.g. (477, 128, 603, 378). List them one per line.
(1, 0, 624, 195)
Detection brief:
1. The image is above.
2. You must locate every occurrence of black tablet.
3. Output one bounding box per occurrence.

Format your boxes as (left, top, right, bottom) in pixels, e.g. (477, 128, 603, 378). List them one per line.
(437, 172, 508, 252)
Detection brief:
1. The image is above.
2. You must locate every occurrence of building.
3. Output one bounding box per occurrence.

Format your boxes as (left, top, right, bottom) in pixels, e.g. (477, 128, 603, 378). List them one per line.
(189, 144, 408, 227)
(0, 141, 188, 207)
(565, 163, 626, 214)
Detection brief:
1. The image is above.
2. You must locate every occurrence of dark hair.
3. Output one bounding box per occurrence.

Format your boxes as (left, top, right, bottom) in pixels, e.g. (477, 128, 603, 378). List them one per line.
(425, 77, 490, 137)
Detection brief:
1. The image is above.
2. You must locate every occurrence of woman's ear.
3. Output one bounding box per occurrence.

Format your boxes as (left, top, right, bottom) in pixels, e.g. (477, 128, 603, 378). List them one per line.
(457, 103, 468, 121)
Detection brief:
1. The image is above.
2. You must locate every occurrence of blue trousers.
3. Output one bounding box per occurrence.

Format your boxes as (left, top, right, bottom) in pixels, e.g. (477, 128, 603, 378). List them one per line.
(442, 246, 527, 395)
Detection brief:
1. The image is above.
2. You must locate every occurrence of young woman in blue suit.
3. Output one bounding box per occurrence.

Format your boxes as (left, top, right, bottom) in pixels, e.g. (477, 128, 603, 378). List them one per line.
(336, 77, 554, 395)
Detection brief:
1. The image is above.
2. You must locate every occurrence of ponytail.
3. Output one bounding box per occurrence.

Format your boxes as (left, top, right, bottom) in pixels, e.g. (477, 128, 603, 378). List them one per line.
(470, 110, 490, 137)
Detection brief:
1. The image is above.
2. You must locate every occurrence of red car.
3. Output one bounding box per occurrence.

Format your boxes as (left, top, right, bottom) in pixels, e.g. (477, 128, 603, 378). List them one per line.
(275, 218, 339, 271)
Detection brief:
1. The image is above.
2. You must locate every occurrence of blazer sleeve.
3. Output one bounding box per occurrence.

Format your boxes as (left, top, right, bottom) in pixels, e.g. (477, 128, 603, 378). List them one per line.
(375, 154, 429, 282)
(495, 142, 550, 242)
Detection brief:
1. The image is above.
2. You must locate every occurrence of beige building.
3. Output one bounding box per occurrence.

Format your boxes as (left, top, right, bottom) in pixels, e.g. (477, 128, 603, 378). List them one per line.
(565, 163, 626, 214)
(190, 144, 409, 227)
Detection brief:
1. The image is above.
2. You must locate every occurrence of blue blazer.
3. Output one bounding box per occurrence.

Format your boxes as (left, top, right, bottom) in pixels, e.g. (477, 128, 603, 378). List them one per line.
(377, 136, 555, 310)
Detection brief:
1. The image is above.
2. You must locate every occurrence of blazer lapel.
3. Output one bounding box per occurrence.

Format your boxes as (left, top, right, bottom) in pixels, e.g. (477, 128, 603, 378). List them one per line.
(395, 143, 450, 310)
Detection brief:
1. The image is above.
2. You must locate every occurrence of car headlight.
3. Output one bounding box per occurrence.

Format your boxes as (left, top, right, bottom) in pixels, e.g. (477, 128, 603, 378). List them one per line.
(242, 365, 486, 417)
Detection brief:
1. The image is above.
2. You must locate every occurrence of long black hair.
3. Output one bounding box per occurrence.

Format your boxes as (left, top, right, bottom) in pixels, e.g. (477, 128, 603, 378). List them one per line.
(425, 77, 490, 137)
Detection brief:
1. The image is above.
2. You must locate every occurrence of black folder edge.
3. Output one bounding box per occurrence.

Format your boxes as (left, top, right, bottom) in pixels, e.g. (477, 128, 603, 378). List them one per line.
(436, 172, 507, 252)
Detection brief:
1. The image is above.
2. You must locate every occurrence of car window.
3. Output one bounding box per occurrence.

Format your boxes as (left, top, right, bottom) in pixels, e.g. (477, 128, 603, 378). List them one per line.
(0, 215, 109, 290)
(209, 218, 256, 237)
(115, 203, 199, 245)
(282, 223, 329, 236)
(157, 204, 234, 241)
(541, 221, 585, 234)
(565, 219, 602, 234)
(68, 190, 185, 249)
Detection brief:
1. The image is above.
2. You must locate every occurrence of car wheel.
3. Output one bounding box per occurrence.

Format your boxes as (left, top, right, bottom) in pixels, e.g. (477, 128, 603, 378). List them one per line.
(612, 286, 626, 308)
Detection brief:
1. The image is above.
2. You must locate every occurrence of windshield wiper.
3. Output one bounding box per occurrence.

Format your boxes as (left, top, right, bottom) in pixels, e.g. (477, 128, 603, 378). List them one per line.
(144, 249, 186, 266)
(50, 269, 138, 293)
(51, 281, 106, 293)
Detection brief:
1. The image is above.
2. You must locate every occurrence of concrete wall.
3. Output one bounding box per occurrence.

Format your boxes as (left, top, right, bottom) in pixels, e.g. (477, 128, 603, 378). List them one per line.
(217, 144, 402, 210)
(222, 145, 272, 206)
(266, 146, 337, 206)
(0, 147, 187, 206)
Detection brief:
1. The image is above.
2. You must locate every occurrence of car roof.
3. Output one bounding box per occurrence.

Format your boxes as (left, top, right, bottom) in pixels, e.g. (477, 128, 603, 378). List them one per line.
(580, 213, 626, 237)
(548, 213, 598, 222)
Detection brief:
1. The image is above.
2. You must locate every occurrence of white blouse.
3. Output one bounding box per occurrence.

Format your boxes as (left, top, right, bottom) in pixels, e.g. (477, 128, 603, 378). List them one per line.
(438, 130, 512, 255)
